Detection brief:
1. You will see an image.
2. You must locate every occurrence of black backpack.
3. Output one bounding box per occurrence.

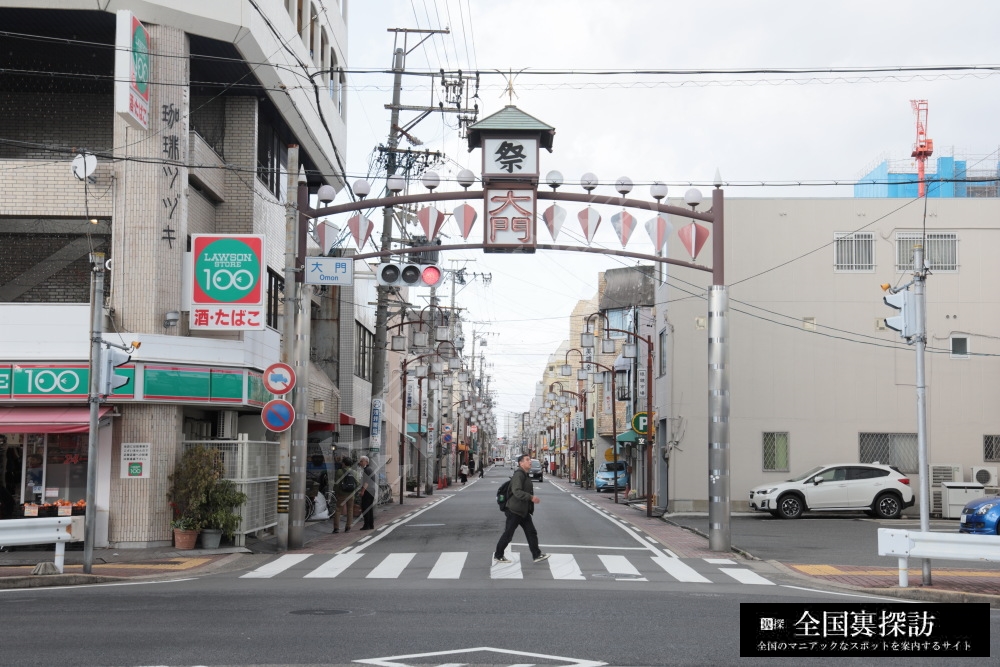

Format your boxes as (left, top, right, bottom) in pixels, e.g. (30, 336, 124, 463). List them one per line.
(496, 479, 511, 511)
(339, 470, 357, 493)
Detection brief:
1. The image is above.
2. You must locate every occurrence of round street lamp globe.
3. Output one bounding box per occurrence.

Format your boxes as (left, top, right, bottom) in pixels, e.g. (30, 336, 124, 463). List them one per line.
(580, 173, 598, 192)
(650, 181, 668, 201)
(615, 177, 633, 195)
(545, 170, 564, 189)
(421, 171, 440, 191)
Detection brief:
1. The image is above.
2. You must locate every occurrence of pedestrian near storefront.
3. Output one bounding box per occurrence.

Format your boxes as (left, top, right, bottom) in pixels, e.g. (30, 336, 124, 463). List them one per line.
(494, 454, 549, 564)
(460, 463, 469, 484)
(332, 455, 356, 533)
(358, 455, 376, 530)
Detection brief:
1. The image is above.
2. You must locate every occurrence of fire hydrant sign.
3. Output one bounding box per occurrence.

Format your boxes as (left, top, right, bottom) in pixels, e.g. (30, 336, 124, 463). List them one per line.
(190, 234, 265, 330)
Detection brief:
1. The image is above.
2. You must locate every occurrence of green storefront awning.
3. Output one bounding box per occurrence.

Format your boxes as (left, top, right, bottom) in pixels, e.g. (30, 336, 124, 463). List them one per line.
(407, 423, 426, 434)
(405, 434, 416, 443)
(616, 430, 639, 443)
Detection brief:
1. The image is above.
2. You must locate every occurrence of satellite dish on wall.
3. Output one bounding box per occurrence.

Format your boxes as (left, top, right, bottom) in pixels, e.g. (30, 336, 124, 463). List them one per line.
(71, 153, 97, 181)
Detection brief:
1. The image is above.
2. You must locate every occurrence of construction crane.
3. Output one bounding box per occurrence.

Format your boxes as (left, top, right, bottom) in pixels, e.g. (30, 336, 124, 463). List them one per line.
(910, 100, 934, 197)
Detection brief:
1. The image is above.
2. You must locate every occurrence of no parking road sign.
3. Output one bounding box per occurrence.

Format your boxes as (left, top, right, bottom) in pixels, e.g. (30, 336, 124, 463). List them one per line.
(261, 399, 295, 432)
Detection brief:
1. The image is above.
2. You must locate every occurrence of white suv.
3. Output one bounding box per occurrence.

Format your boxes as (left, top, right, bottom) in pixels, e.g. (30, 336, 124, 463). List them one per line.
(748, 463, 914, 519)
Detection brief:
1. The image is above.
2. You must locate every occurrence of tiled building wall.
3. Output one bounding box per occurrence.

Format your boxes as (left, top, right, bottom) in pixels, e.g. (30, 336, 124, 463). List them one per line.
(106, 25, 190, 544)
(109, 404, 182, 546)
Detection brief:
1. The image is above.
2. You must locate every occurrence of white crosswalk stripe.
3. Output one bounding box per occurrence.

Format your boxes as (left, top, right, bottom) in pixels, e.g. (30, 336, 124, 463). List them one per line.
(240, 551, 775, 586)
(303, 553, 363, 578)
(240, 553, 311, 578)
(368, 553, 416, 578)
(429, 552, 467, 579)
(651, 555, 711, 583)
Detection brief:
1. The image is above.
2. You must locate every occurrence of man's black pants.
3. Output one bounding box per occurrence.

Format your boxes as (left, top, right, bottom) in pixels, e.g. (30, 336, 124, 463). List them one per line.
(494, 509, 541, 560)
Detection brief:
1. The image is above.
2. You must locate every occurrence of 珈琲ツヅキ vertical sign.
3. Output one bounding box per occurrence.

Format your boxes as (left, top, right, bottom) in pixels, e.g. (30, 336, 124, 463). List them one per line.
(114, 10, 149, 130)
(190, 235, 266, 331)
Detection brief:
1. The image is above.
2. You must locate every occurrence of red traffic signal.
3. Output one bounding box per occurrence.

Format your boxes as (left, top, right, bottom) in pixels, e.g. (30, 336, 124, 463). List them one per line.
(376, 262, 444, 287)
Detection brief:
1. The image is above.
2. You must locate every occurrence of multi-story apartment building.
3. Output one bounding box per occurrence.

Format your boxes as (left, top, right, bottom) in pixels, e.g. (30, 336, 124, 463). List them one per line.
(0, 1, 351, 546)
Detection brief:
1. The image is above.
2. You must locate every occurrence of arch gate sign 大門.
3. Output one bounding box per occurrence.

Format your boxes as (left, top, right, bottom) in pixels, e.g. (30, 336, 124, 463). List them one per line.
(303, 106, 731, 552)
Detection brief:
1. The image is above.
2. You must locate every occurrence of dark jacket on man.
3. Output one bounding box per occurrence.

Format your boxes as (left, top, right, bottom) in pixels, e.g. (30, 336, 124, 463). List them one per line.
(506, 467, 534, 517)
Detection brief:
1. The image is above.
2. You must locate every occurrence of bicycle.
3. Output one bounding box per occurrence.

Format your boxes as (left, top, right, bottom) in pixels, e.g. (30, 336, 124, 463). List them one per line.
(378, 482, 393, 505)
(304, 489, 336, 521)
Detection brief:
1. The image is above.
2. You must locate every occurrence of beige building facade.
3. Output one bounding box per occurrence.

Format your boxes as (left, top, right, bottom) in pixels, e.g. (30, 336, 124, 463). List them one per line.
(661, 197, 1000, 512)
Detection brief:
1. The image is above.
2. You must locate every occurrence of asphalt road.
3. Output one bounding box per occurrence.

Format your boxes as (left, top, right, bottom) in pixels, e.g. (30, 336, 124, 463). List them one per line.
(667, 512, 999, 568)
(0, 478, 996, 666)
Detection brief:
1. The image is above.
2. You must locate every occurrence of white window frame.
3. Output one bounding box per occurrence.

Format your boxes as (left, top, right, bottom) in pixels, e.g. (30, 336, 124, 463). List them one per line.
(834, 232, 875, 272)
(895, 232, 958, 272)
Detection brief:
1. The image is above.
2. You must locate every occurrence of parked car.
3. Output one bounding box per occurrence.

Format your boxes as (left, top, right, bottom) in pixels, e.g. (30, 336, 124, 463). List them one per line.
(748, 463, 914, 520)
(528, 458, 544, 482)
(595, 461, 628, 492)
(959, 495, 1000, 534)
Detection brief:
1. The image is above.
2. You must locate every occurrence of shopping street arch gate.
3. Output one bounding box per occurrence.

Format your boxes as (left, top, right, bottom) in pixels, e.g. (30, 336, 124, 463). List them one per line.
(303, 105, 732, 551)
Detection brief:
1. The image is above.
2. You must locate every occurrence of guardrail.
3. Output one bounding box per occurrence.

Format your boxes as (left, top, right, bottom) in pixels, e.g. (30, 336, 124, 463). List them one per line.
(877, 528, 1000, 587)
(0, 517, 80, 573)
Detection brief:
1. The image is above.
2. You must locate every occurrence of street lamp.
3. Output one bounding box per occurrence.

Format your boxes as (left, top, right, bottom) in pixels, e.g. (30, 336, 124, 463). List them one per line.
(564, 348, 623, 503)
(584, 310, 655, 517)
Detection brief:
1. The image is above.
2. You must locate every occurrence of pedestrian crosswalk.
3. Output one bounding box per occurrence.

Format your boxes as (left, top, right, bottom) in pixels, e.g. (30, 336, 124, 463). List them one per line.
(239, 551, 775, 585)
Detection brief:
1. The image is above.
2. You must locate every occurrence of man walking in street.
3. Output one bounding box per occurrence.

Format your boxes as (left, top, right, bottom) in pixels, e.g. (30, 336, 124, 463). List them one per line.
(358, 455, 377, 530)
(494, 453, 549, 564)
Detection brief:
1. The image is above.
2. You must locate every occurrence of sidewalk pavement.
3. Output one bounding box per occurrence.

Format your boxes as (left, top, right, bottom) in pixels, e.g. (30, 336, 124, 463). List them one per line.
(2, 470, 998, 607)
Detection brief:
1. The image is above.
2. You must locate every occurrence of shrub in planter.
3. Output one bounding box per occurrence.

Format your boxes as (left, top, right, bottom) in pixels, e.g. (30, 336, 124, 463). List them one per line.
(167, 444, 222, 530)
(201, 479, 248, 540)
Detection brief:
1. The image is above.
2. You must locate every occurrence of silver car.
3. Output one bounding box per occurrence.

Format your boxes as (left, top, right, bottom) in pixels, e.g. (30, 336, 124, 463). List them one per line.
(748, 463, 915, 519)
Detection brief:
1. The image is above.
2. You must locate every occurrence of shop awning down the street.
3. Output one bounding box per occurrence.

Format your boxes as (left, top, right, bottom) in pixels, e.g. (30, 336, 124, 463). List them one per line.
(0, 406, 112, 433)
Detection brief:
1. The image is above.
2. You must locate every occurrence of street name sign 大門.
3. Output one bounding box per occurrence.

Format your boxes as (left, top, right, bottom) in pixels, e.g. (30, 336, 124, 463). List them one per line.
(305, 257, 354, 286)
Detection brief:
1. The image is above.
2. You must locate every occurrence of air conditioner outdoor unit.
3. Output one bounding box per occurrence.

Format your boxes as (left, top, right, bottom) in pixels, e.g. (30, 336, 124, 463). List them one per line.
(930, 464, 962, 485)
(216, 410, 239, 439)
(971, 466, 999, 487)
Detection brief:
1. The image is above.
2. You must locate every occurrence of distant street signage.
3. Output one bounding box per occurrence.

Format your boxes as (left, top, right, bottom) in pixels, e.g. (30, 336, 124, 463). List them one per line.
(261, 399, 295, 432)
(470, 425, 479, 434)
(114, 10, 150, 130)
(121, 442, 151, 479)
(305, 257, 354, 286)
(262, 362, 295, 395)
(370, 398, 383, 452)
(190, 234, 265, 331)
(632, 412, 649, 435)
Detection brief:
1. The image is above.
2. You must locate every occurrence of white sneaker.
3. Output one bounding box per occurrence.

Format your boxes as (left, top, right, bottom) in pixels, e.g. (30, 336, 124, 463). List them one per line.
(533, 553, 550, 563)
(493, 555, 512, 564)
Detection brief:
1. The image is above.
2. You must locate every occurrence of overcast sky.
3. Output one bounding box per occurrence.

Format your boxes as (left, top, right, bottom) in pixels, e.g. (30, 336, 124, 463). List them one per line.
(333, 1, 1000, 435)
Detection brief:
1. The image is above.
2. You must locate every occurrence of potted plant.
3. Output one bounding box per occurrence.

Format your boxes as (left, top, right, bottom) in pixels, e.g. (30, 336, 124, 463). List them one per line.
(199, 479, 247, 549)
(166, 444, 222, 549)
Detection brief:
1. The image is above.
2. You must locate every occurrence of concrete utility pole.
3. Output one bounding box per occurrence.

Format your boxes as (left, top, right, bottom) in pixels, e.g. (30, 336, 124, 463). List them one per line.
(277, 145, 300, 551)
(913, 245, 931, 586)
(369, 29, 477, 424)
(83, 252, 104, 574)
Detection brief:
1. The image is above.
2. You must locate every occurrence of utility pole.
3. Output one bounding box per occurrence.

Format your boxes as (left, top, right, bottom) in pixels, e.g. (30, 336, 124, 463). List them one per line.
(369, 29, 477, 427)
(913, 244, 931, 585)
(83, 252, 104, 574)
(277, 145, 300, 551)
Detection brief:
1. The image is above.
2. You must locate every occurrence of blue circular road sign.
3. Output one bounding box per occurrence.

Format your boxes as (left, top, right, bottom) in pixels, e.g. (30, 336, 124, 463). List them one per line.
(262, 399, 295, 432)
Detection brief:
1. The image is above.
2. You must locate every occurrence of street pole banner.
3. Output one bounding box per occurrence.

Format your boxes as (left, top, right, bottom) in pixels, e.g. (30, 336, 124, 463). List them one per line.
(190, 234, 266, 331)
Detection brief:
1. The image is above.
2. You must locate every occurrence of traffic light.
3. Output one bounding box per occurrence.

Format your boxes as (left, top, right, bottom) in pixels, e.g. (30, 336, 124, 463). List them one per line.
(882, 286, 916, 338)
(100, 342, 139, 395)
(375, 262, 444, 287)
